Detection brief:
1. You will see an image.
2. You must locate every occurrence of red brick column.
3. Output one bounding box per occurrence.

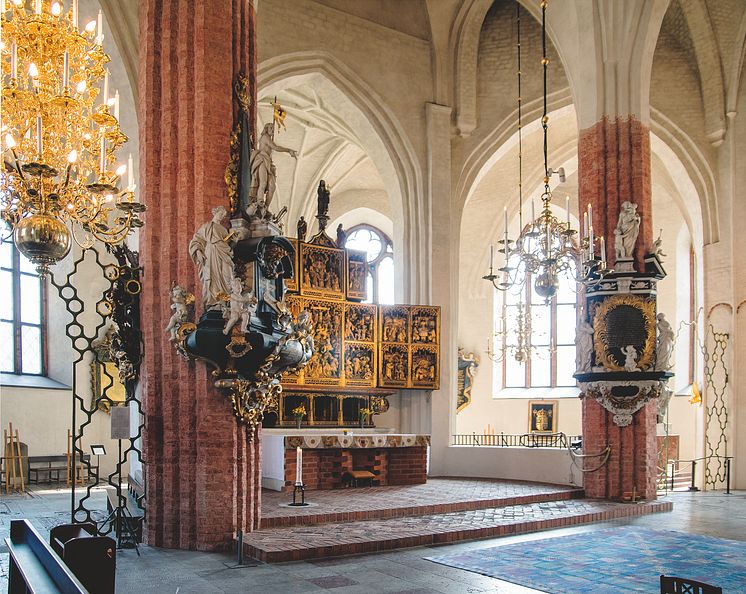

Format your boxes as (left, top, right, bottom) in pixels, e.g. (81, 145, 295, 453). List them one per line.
(579, 117, 653, 270)
(139, 0, 260, 550)
(578, 116, 657, 501)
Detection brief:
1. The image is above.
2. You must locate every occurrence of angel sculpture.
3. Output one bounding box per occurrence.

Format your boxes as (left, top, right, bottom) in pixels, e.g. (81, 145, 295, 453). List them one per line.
(223, 277, 258, 335)
(621, 345, 640, 372)
(165, 285, 193, 341)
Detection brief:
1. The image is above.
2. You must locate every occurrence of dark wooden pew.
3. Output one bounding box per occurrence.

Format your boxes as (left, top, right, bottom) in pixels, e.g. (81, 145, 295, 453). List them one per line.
(5, 519, 88, 594)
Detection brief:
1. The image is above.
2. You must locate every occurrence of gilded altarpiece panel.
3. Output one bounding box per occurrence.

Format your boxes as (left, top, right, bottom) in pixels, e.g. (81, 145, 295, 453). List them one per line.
(302, 299, 344, 385)
(344, 303, 377, 387)
(300, 243, 345, 300)
(346, 249, 368, 302)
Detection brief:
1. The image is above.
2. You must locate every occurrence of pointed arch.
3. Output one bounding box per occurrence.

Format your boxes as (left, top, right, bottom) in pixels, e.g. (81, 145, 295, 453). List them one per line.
(258, 51, 427, 302)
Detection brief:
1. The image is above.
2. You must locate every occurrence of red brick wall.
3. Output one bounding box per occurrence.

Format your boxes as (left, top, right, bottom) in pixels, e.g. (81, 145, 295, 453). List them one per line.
(579, 117, 653, 271)
(139, 0, 260, 551)
(582, 398, 658, 501)
(282, 447, 427, 491)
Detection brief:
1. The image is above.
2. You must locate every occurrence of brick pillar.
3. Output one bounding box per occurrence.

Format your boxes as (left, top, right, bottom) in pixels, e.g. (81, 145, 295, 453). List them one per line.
(579, 117, 653, 271)
(139, 0, 260, 550)
(578, 117, 657, 501)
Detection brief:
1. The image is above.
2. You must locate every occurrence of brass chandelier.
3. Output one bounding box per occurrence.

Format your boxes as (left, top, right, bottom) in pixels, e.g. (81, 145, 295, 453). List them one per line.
(1, 0, 144, 275)
(483, 0, 608, 300)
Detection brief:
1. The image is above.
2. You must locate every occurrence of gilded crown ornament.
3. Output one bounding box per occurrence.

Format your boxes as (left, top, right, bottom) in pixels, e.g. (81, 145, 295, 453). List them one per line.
(1, 0, 144, 275)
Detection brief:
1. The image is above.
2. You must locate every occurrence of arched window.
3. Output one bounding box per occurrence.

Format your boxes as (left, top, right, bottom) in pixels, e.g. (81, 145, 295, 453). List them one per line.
(499, 265, 577, 389)
(0, 236, 45, 375)
(345, 225, 394, 304)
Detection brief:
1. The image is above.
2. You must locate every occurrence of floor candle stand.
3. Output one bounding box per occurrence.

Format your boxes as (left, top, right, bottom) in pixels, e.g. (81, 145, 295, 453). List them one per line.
(289, 482, 308, 506)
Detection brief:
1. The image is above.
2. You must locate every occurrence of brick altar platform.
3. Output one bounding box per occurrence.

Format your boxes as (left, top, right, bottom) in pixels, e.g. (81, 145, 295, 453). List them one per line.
(245, 478, 672, 562)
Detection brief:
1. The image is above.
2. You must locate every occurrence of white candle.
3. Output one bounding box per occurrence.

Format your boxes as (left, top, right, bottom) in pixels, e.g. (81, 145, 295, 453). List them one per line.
(102, 70, 108, 105)
(589, 224, 594, 259)
(35, 0, 41, 15)
(72, 0, 78, 28)
(113, 90, 119, 119)
(62, 51, 69, 89)
(295, 446, 303, 484)
(583, 212, 588, 238)
(99, 135, 106, 173)
(36, 116, 43, 157)
(587, 203, 592, 228)
(96, 9, 103, 45)
(600, 236, 606, 265)
(10, 42, 17, 79)
(565, 195, 570, 225)
(489, 244, 494, 270)
(531, 199, 535, 223)
(127, 153, 133, 190)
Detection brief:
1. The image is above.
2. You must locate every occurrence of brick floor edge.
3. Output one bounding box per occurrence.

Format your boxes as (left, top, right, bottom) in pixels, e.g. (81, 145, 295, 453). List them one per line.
(261, 487, 586, 528)
(244, 500, 673, 563)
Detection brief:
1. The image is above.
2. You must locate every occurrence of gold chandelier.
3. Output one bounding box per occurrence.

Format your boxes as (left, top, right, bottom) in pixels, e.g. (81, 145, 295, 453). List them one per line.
(1, 0, 144, 275)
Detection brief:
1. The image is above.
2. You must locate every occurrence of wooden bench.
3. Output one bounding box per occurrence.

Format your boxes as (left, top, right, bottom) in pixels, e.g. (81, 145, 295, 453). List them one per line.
(6, 519, 88, 594)
(27, 455, 98, 485)
(342, 470, 376, 487)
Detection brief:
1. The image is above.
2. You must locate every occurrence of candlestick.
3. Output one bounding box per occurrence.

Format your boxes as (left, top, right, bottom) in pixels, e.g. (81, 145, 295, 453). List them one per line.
(295, 446, 303, 484)
(36, 116, 42, 157)
(97, 9, 103, 45)
(127, 153, 134, 190)
(10, 42, 17, 80)
(99, 136, 106, 173)
(62, 52, 69, 90)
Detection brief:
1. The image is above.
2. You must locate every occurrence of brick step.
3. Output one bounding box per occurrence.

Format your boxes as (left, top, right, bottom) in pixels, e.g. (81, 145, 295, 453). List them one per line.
(261, 484, 585, 528)
(245, 498, 673, 563)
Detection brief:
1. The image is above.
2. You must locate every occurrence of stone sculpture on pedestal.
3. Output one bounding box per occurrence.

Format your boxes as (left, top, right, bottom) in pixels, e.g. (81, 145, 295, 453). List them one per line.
(188, 205, 235, 308)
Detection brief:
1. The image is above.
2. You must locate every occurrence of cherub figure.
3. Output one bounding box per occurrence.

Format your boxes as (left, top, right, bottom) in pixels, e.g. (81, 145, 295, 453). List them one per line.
(621, 345, 640, 372)
(165, 285, 193, 341)
(223, 277, 257, 335)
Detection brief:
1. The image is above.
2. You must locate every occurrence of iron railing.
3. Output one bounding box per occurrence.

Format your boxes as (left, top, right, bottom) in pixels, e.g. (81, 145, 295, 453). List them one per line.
(657, 455, 733, 494)
(452, 432, 581, 449)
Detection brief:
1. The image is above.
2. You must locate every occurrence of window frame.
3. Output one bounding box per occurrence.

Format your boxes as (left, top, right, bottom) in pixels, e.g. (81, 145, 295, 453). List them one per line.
(500, 272, 577, 390)
(0, 238, 47, 376)
(345, 224, 394, 305)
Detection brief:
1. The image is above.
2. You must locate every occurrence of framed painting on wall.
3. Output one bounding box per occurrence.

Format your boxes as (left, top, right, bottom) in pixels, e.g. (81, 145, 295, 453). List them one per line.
(528, 400, 558, 433)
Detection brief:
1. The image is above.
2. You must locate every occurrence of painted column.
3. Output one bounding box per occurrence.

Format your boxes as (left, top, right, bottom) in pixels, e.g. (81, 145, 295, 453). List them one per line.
(139, 0, 260, 550)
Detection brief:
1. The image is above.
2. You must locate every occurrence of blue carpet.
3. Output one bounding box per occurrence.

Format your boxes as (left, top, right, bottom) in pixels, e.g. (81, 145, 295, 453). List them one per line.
(426, 527, 746, 593)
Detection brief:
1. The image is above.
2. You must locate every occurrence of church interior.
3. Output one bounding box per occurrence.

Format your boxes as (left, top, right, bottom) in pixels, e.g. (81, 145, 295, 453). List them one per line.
(1, 0, 746, 592)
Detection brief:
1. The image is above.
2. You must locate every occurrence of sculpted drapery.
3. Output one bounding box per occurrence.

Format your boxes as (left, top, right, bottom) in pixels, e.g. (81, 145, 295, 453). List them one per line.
(188, 206, 235, 308)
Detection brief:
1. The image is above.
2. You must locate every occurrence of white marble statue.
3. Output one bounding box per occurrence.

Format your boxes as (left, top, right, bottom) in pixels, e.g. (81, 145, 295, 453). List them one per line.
(165, 285, 192, 340)
(249, 122, 298, 213)
(576, 319, 594, 373)
(614, 201, 641, 259)
(188, 206, 235, 309)
(223, 277, 257, 335)
(622, 345, 640, 372)
(656, 312, 675, 371)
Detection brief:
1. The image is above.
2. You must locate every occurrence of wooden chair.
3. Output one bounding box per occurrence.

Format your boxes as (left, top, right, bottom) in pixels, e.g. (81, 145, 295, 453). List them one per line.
(660, 575, 722, 594)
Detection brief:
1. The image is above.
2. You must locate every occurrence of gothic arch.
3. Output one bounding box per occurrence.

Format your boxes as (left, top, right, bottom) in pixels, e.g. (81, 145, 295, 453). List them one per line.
(258, 51, 427, 302)
(678, 0, 726, 145)
(650, 107, 715, 246)
(451, 0, 578, 137)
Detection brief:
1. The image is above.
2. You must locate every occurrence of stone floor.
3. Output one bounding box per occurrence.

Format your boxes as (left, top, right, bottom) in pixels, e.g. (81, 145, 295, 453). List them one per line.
(261, 478, 584, 527)
(0, 486, 744, 593)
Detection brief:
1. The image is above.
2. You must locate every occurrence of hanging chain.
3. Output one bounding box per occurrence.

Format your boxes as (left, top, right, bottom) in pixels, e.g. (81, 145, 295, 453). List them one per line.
(517, 1, 523, 229)
(541, 0, 550, 194)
